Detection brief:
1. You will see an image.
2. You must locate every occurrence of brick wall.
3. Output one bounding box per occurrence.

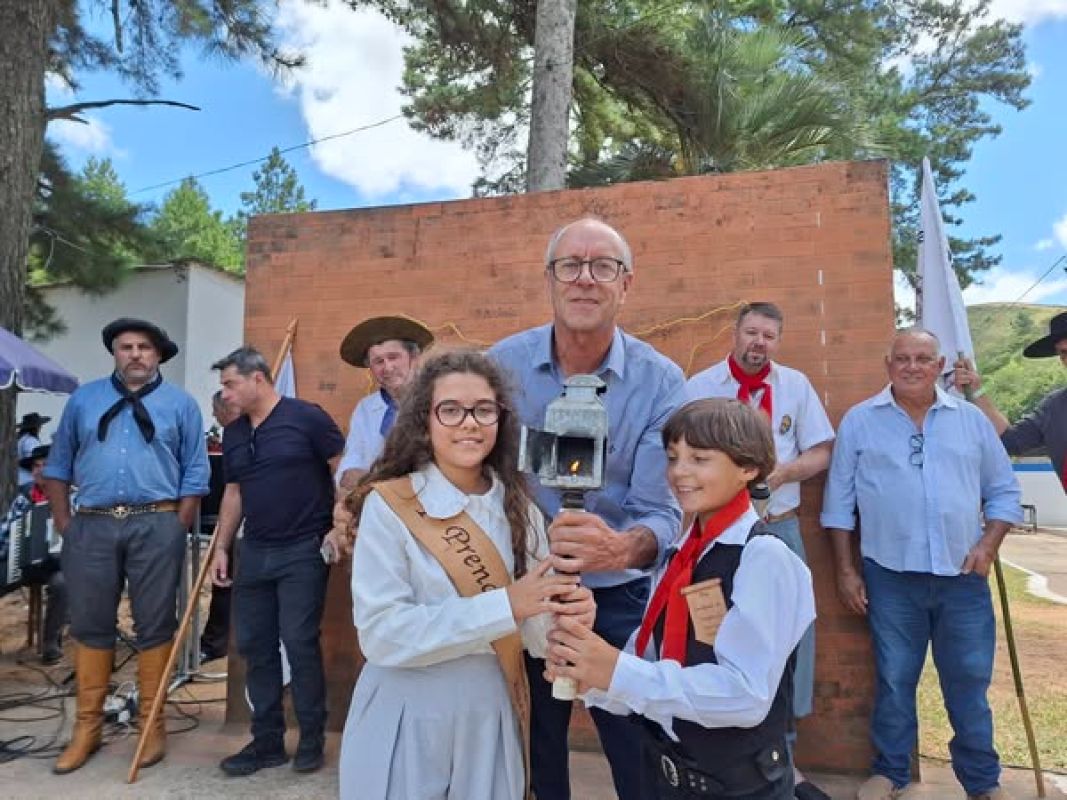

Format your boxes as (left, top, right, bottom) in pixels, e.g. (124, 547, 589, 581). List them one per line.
(236, 159, 895, 772)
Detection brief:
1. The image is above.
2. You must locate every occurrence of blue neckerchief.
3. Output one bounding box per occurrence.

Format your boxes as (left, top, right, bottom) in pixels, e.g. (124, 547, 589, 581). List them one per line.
(379, 389, 397, 437)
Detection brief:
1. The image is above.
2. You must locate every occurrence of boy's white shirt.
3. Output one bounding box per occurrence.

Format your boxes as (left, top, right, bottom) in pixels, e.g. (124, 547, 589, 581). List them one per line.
(351, 462, 552, 668)
(583, 506, 815, 740)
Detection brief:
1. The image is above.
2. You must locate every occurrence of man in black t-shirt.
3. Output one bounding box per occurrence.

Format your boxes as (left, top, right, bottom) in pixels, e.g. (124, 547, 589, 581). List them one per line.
(209, 347, 345, 777)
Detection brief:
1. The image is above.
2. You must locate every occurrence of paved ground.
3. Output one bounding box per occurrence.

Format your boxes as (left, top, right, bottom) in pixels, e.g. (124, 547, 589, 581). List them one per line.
(0, 720, 1064, 799)
(1001, 528, 1067, 601)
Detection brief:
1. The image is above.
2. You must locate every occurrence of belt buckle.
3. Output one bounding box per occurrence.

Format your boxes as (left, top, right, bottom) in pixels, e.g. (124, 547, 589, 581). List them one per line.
(660, 754, 680, 788)
(111, 504, 131, 520)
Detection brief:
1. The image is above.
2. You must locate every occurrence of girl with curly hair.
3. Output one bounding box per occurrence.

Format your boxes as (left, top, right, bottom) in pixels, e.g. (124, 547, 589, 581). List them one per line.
(339, 348, 594, 800)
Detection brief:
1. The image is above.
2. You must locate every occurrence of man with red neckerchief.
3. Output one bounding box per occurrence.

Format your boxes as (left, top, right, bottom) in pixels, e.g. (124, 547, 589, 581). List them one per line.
(684, 302, 834, 799)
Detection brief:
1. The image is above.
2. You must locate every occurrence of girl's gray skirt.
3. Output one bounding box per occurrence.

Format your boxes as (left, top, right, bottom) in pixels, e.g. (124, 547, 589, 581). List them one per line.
(339, 653, 524, 800)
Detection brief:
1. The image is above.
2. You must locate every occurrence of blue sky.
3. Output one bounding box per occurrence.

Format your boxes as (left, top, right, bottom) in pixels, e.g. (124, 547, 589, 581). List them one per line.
(48, 1, 1067, 308)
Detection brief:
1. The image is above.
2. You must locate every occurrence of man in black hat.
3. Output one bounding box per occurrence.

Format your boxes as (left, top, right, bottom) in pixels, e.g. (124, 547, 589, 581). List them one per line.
(955, 310, 1067, 493)
(1, 444, 68, 664)
(15, 412, 50, 489)
(43, 317, 209, 775)
(325, 316, 433, 558)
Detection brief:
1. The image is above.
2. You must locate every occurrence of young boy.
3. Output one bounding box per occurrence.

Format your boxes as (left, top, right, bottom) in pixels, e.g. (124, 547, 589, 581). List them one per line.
(547, 398, 816, 799)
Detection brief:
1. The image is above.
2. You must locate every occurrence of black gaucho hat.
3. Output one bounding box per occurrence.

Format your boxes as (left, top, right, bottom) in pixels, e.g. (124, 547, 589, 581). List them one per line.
(1022, 312, 1067, 359)
(17, 412, 51, 432)
(102, 318, 179, 363)
(339, 316, 434, 367)
(19, 444, 50, 471)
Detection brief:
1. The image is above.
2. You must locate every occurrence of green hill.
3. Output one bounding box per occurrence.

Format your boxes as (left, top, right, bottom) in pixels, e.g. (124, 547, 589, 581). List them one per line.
(967, 302, 1066, 420)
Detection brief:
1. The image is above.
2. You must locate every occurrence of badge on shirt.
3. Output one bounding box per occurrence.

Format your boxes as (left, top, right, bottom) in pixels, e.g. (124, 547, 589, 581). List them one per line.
(681, 577, 728, 645)
(779, 414, 792, 436)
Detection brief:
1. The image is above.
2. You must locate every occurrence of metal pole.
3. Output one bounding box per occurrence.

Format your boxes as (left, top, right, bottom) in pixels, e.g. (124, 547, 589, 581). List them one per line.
(993, 556, 1045, 798)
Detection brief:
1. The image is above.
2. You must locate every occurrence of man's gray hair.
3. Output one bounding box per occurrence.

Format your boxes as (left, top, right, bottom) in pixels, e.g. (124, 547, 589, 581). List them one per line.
(889, 327, 941, 354)
(544, 218, 634, 272)
(211, 346, 273, 381)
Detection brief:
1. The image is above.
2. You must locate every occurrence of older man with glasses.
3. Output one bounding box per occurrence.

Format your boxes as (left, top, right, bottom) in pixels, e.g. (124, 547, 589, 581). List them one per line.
(821, 329, 1022, 800)
(489, 217, 686, 800)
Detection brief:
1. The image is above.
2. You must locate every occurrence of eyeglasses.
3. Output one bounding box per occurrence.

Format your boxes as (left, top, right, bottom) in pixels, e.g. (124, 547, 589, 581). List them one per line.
(547, 257, 627, 283)
(433, 400, 504, 427)
(909, 433, 924, 467)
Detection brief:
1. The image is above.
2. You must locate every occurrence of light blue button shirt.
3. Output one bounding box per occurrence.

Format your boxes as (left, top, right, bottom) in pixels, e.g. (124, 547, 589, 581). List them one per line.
(43, 375, 210, 507)
(490, 324, 685, 588)
(821, 384, 1022, 576)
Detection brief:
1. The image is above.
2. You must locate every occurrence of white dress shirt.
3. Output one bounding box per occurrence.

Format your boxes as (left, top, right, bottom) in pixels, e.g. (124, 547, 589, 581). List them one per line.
(336, 390, 391, 481)
(685, 360, 835, 516)
(352, 462, 552, 667)
(584, 508, 815, 739)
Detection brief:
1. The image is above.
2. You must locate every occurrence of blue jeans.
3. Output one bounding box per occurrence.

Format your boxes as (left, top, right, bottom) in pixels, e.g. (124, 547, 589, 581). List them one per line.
(863, 559, 999, 795)
(234, 535, 329, 746)
(526, 577, 650, 800)
(763, 515, 813, 718)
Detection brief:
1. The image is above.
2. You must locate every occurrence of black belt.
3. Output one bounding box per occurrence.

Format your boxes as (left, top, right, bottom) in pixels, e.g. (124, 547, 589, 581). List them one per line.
(642, 722, 789, 797)
(78, 501, 180, 520)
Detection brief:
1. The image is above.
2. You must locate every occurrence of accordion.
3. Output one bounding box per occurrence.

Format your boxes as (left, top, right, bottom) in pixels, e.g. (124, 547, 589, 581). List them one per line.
(2, 502, 54, 594)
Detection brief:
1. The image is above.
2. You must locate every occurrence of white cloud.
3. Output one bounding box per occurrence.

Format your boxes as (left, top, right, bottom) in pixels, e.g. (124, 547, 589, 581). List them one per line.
(274, 1, 480, 200)
(988, 0, 1067, 24)
(894, 271, 917, 318)
(963, 266, 1067, 304)
(44, 72, 73, 98)
(1035, 238, 1055, 251)
(1055, 213, 1067, 249)
(48, 115, 118, 156)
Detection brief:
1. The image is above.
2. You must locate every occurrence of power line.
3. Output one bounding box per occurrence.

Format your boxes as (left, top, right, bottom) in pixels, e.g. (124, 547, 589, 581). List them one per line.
(129, 114, 404, 195)
(1009, 254, 1067, 305)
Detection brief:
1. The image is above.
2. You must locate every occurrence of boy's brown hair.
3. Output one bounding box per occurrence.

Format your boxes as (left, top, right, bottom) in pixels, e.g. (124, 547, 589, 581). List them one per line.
(662, 398, 777, 484)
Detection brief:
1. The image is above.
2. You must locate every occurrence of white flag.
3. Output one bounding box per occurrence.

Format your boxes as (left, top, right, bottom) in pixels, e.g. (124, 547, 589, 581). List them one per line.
(275, 350, 297, 399)
(917, 157, 974, 394)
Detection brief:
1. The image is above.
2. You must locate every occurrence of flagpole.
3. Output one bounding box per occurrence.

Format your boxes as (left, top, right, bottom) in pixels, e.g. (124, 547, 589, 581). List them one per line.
(272, 318, 299, 380)
(955, 350, 1044, 798)
(918, 155, 1045, 797)
(994, 558, 1046, 797)
(127, 521, 221, 783)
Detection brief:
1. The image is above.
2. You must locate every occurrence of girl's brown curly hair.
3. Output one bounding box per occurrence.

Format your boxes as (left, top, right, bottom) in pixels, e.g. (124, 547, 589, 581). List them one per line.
(346, 348, 535, 577)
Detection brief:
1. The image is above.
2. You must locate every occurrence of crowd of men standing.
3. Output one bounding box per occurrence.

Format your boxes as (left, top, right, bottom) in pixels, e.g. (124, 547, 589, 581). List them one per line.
(9, 215, 1067, 800)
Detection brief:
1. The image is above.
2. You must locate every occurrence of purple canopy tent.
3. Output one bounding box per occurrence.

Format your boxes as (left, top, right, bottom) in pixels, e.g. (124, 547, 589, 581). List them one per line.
(0, 326, 79, 394)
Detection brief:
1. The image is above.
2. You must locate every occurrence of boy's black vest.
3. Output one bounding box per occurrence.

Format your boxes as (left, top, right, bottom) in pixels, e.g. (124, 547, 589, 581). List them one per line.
(649, 520, 795, 771)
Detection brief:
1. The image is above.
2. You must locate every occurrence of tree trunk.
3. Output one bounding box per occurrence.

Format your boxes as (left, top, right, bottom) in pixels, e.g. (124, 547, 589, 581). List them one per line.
(526, 0, 577, 193)
(0, 2, 57, 509)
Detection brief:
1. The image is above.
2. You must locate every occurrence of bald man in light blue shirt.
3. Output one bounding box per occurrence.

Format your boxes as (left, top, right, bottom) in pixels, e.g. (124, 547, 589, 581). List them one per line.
(822, 329, 1021, 800)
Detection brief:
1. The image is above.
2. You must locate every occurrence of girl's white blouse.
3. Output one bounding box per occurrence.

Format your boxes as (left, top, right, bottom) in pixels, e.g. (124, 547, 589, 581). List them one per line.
(352, 462, 552, 667)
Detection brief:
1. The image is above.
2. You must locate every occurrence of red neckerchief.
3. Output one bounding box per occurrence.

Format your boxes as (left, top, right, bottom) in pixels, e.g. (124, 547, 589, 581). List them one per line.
(30, 485, 47, 503)
(727, 354, 772, 420)
(634, 489, 751, 664)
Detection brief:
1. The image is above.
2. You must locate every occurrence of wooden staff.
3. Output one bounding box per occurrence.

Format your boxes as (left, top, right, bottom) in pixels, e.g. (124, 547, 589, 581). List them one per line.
(128, 318, 300, 783)
(957, 351, 1044, 797)
(271, 317, 299, 378)
(127, 523, 220, 783)
(993, 557, 1045, 798)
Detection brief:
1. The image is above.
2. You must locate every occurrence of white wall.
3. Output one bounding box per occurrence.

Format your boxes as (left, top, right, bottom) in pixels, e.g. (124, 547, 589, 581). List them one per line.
(1014, 459, 1067, 528)
(16, 264, 244, 439)
(184, 266, 246, 420)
